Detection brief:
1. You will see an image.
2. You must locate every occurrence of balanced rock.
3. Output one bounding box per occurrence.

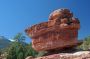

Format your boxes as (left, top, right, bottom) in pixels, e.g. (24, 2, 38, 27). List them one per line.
(25, 8, 80, 51)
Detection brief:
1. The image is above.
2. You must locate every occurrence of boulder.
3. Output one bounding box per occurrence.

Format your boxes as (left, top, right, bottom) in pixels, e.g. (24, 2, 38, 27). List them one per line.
(25, 8, 80, 51)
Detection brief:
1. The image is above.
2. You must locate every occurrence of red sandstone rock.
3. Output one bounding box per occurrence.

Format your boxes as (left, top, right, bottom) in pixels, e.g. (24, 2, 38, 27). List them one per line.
(49, 9, 73, 20)
(25, 8, 80, 51)
(32, 29, 78, 51)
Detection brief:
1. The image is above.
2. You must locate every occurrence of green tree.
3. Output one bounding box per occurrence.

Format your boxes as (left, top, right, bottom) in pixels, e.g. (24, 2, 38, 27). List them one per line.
(13, 33, 25, 43)
(25, 43, 38, 57)
(17, 52, 24, 59)
(78, 36, 90, 50)
(7, 46, 17, 59)
(6, 33, 26, 59)
(6, 33, 39, 59)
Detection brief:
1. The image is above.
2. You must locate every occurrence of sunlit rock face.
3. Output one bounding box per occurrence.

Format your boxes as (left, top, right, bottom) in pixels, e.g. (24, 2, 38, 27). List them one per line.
(25, 8, 80, 51)
(26, 51, 90, 59)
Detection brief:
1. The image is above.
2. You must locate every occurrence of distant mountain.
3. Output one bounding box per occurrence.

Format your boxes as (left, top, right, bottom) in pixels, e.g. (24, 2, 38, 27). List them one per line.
(0, 36, 11, 49)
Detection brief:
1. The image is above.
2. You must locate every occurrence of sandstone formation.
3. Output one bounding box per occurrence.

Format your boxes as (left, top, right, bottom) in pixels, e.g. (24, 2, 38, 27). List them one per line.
(26, 51, 90, 59)
(35, 51, 90, 59)
(25, 8, 80, 51)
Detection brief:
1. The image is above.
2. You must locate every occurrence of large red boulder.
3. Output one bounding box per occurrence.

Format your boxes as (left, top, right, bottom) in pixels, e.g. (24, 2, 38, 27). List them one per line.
(25, 8, 80, 51)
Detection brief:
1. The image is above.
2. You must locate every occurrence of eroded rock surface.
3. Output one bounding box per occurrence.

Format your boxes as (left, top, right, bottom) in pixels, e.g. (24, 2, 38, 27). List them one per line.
(25, 8, 80, 51)
(26, 51, 90, 59)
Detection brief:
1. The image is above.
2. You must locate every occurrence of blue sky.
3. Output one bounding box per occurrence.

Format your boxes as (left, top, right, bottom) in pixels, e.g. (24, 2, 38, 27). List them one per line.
(0, 0, 90, 43)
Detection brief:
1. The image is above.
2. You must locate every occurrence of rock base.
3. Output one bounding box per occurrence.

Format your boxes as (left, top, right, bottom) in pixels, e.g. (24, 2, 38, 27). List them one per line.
(26, 51, 90, 59)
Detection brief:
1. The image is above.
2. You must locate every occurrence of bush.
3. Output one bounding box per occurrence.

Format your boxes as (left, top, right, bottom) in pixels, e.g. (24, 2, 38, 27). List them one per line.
(78, 36, 90, 50)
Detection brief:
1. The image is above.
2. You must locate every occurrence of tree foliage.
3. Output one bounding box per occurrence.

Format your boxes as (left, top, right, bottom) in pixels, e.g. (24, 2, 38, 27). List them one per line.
(78, 36, 90, 50)
(25, 43, 38, 57)
(1, 33, 46, 59)
(6, 33, 38, 59)
(13, 33, 25, 43)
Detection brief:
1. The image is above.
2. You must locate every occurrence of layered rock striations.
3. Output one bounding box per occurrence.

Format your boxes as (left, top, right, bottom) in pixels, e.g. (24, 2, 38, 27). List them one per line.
(25, 8, 80, 51)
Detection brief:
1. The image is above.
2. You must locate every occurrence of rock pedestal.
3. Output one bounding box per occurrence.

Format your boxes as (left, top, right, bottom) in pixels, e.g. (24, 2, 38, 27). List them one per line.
(25, 8, 80, 51)
(26, 51, 90, 59)
(35, 51, 90, 59)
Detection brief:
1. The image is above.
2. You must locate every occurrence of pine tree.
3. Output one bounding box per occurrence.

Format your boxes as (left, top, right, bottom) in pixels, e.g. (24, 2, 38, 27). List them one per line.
(6, 33, 26, 59)
(17, 52, 24, 59)
(6, 33, 39, 59)
(25, 43, 38, 57)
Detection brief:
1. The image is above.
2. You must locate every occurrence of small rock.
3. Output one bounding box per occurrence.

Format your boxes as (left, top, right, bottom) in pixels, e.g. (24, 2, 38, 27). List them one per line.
(25, 56, 33, 59)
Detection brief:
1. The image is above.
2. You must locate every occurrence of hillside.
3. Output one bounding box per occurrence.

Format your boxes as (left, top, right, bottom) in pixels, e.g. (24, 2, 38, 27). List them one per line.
(0, 36, 11, 49)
